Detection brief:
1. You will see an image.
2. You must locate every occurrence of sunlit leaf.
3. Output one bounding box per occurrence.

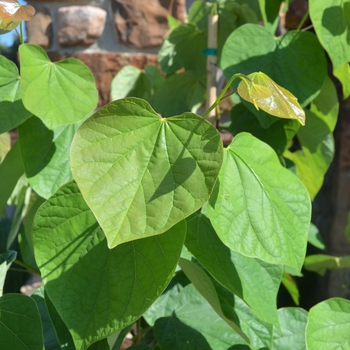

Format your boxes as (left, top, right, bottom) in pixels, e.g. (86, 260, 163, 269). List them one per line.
(306, 298, 350, 350)
(237, 72, 305, 125)
(71, 98, 222, 248)
(272, 307, 307, 349)
(33, 181, 186, 350)
(207, 133, 311, 271)
(19, 44, 98, 129)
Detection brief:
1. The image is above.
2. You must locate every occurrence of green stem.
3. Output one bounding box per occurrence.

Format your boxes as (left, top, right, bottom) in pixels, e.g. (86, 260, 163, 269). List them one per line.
(19, 21, 24, 44)
(202, 73, 250, 119)
(296, 9, 309, 31)
(134, 318, 142, 344)
(15, 22, 24, 45)
(14, 259, 40, 275)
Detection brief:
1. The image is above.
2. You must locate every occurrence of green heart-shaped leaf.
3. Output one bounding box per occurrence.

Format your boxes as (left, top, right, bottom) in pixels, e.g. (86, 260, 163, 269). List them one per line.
(33, 181, 186, 350)
(221, 24, 327, 107)
(0, 55, 31, 133)
(0, 294, 43, 349)
(306, 298, 350, 350)
(185, 213, 282, 326)
(310, 0, 350, 69)
(18, 116, 78, 199)
(70, 98, 223, 248)
(19, 44, 98, 129)
(207, 133, 311, 271)
(237, 72, 305, 125)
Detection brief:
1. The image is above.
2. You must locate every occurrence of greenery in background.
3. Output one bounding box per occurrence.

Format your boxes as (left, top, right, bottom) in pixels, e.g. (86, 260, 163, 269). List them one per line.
(0, 0, 350, 349)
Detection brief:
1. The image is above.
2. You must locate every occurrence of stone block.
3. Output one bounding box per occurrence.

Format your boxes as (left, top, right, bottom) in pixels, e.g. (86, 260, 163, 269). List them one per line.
(25, 5, 52, 48)
(48, 52, 158, 106)
(57, 6, 106, 47)
(112, 0, 186, 49)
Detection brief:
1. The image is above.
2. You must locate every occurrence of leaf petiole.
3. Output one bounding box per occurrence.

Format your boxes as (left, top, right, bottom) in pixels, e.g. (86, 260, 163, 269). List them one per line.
(202, 73, 250, 119)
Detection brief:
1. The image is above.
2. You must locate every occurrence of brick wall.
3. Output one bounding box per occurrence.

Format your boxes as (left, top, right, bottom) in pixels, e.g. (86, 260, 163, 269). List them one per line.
(26, 0, 192, 105)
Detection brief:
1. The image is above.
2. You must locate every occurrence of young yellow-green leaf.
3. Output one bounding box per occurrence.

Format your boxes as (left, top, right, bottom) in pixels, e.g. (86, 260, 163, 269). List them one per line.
(33, 181, 186, 350)
(19, 44, 98, 129)
(306, 298, 350, 350)
(207, 133, 311, 271)
(70, 97, 223, 248)
(237, 72, 305, 126)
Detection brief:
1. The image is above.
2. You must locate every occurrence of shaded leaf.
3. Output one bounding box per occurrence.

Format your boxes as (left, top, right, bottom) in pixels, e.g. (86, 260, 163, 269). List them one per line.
(143, 271, 189, 327)
(158, 23, 206, 77)
(221, 24, 327, 107)
(153, 71, 205, 117)
(0, 293, 43, 350)
(230, 101, 300, 155)
(308, 223, 326, 250)
(0, 141, 24, 214)
(18, 116, 78, 199)
(71, 98, 222, 248)
(31, 287, 62, 350)
(306, 298, 350, 350)
(185, 212, 282, 326)
(0, 250, 16, 296)
(19, 44, 98, 129)
(44, 291, 75, 350)
(289, 77, 338, 200)
(207, 133, 311, 271)
(179, 258, 250, 342)
(309, 0, 350, 69)
(110, 65, 152, 102)
(237, 72, 305, 125)
(153, 284, 249, 349)
(346, 213, 350, 244)
(33, 181, 186, 350)
(281, 272, 300, 306)
(0, 55, 31, 133)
